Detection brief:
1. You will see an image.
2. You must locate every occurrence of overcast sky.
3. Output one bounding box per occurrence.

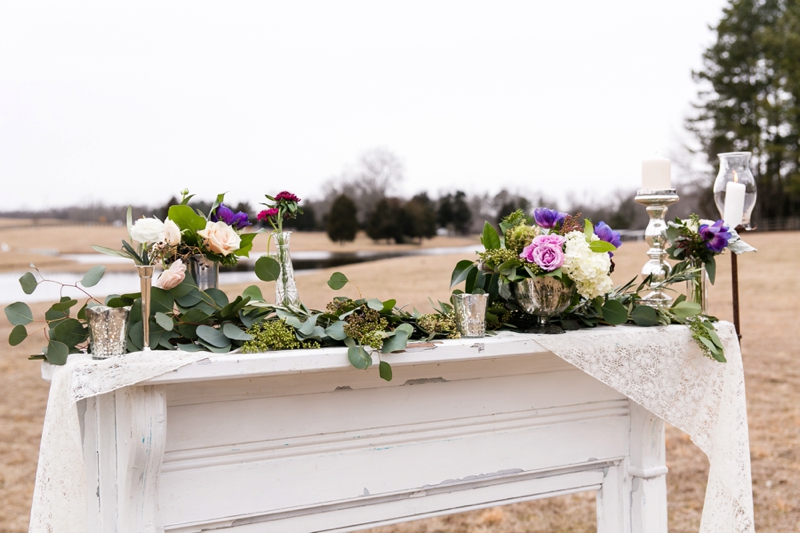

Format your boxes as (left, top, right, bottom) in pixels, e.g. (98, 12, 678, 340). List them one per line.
(0, 0, 727, 212)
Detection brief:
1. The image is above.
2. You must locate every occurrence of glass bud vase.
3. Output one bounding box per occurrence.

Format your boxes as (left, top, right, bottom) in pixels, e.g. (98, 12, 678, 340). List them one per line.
(686, 259, 708, 313)
(273, 231, 299, 307)
(713, 152, 757, 229)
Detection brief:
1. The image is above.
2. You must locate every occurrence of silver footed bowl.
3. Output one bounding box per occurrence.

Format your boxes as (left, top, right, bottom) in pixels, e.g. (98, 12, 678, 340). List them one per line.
(514, 277, 576, 334)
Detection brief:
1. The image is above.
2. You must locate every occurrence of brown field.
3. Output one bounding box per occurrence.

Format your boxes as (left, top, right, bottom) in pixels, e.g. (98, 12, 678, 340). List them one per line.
(1, 229, 799, 532)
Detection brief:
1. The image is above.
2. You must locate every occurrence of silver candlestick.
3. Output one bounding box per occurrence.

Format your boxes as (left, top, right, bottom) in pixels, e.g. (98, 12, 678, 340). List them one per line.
(635, 188, 679, 309)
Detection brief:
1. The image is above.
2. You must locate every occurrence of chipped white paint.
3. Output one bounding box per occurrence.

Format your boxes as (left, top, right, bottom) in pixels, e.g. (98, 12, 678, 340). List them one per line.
(73, 333, 667, 533)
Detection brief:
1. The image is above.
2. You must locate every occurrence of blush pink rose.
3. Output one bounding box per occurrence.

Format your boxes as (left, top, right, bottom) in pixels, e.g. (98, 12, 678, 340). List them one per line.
(155, 259, 186, 290)
(198, 221, 241, 256)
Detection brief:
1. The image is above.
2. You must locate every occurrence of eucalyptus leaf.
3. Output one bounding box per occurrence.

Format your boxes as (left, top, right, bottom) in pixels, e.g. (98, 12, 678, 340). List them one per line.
(255, 256, 281, 282)
(347, 346, 371, 370)
(381, 329, 409, 353)
(154, 312, 174, 331)
(222, 323, 252, 341)
(298, 314, 321, 336)
(602, 300, 628, 325)
(671, 301, 702, 319)
(147, 288, 173, 316)
(4, 302, 33, 326)
(366, 298, 384, 311)
(379, 361, 393, 382)
(53, 318, 87, 348)
(325, 321, 348, 341)
(176, 342, 204, 352)
(80, 265, 106, 287)
(204, 288, 229, 309)
(9, 324, 27, 346)
(631, 305, 659, 327)
(19, 272, 38, 295)
(46, 340, 69, 365)
(196, 325, 229, 348)
(51, 298, 78, 312)
(198, 340, 232, 353)
(327, 272, 349, 290)
(242, 285, 264, 302)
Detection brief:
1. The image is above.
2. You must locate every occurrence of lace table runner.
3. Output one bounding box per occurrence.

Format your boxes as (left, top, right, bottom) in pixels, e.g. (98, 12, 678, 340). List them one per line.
(29, 322, 753, 533)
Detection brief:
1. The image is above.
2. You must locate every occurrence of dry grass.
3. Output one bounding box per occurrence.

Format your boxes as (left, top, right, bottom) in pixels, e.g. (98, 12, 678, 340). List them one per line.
(1, 231, 799, 532)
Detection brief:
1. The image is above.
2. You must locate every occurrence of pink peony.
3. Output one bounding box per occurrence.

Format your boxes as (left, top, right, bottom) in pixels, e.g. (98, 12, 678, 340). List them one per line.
(520, 234, 566, 271)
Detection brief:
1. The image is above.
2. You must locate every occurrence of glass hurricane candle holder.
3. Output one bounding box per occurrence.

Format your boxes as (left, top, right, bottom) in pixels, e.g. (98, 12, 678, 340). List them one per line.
(714, 152, 757, 229)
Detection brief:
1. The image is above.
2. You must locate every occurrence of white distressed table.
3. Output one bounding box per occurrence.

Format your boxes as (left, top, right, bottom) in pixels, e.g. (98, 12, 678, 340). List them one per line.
(47, 332, 670, 533)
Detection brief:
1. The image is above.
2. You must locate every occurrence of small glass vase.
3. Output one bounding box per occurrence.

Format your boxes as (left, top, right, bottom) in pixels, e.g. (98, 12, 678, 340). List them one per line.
(686, 259, 708, 313)
(189, 254, 219, 291)
(713, 152, 757, 229)
(514, 276, 576, 334)
(86, 305, 132, 359)
(273, 231, 299, 307)
(452, 293, 489, 338)
(136, 265, 155, 351)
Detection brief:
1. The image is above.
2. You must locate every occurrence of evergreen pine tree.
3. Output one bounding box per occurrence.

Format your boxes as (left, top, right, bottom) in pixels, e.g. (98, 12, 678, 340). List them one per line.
(326, 195, 358, 244)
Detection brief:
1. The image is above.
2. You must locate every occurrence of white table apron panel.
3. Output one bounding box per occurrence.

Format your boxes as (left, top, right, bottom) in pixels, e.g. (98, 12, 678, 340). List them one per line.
(76, 343, 667, 533)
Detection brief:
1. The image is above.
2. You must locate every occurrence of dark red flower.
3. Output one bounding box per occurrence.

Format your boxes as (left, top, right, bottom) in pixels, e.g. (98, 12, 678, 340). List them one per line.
(257, 208, 279, 221)
(275, 191, 300, 203)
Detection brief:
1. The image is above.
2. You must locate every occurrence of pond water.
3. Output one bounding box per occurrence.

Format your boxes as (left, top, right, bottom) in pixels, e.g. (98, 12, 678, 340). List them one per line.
(2, 246, 480, 304)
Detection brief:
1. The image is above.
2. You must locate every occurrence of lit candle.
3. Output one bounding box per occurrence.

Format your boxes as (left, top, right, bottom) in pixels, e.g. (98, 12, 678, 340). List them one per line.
(641, 156, 672, 190)
(723, 170, 746, 228)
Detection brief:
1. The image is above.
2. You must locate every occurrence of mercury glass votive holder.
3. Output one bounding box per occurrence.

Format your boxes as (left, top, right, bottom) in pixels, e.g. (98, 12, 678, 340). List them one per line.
(453, 293, 489, 338)
(86, 305, 132, 359)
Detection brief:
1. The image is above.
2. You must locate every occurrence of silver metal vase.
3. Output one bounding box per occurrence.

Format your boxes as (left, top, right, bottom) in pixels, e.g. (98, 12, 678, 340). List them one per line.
(189, 254, 219, 291)
(136, 265, 154, 351)
(514, 276, 576, 334)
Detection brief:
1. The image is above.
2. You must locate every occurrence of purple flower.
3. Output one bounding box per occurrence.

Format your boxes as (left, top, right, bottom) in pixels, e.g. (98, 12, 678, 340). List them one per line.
(533, 208, 568, 229)
(594, 221, 622, 256)
(520, 234, 566, 271)
(699, 220, 731, 253)
(212, 203, 251, 230)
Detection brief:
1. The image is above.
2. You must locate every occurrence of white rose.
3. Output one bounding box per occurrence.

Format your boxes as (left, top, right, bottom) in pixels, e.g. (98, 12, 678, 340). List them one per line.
(130, 217, 165, 244)
(198, 221, 241, 256)
(163, 218, 182, 246)
(155, 259, 186, 290)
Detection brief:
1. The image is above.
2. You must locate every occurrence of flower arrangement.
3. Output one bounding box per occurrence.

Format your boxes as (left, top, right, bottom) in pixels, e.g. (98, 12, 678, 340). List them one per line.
(666, 215, 732, 283)
(464, 208, 620, 301)
(93, 191, 256, 270)
(257, 191, 303, 235)
(164, 189, 257, 268)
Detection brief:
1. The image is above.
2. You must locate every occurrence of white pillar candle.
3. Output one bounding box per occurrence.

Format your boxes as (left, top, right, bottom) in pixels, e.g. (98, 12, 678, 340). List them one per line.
(641, 156, 672, 190)
(723, 172, 746, 228)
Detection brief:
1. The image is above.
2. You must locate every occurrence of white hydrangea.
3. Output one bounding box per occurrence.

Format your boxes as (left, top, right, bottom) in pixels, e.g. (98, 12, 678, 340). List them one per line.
(561, 231, 613, 299)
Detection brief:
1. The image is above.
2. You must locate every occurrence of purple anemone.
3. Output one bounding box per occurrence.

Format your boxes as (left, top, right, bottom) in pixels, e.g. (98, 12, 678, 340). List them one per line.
(212, 203, 251, 230)
(594, 221, 622, 256)
(699, 220, 731, 253)
(533, 208, 568, 229)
